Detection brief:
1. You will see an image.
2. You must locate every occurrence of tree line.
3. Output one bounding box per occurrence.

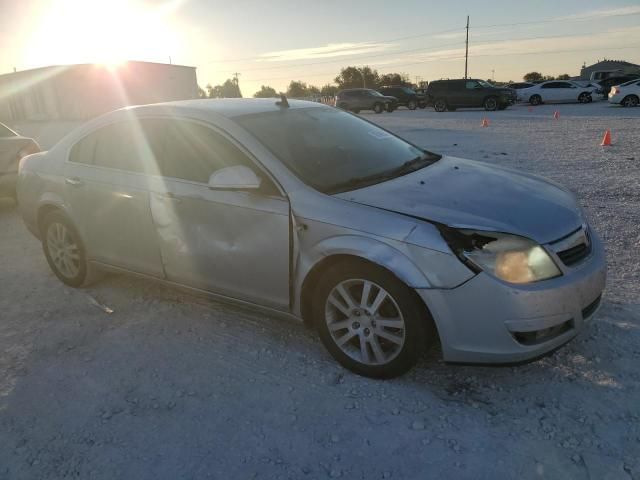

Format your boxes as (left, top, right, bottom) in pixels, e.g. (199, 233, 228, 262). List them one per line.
(199, 66, 575, 99)
(200, 66, 412, 99)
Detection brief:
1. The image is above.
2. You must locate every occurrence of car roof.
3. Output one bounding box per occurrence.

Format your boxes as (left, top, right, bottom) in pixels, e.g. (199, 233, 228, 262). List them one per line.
(118, 98, 326, 119)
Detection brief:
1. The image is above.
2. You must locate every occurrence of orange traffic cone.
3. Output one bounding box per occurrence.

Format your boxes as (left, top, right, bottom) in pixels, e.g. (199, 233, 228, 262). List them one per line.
(481, 118, 489, 127)
(601, 129, 612, 146)
(553, 111, 560, 119)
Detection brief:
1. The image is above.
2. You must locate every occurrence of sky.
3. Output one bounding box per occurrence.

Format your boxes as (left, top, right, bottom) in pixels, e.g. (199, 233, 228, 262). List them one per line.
(1, 0, 640, 96)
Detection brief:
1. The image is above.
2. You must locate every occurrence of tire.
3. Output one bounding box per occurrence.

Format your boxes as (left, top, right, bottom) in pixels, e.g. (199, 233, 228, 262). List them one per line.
(578, 92, 591, 104)
(622, 95, 639, 107)
(407, 99, 417, 110)
(313, 260, 434, 379)
(529, 95, 542, 106)
(483, 96, 498, 111)
(433, 98, 447, 112)
(373, 103, 384, 114)
(41, 212, 88, 287)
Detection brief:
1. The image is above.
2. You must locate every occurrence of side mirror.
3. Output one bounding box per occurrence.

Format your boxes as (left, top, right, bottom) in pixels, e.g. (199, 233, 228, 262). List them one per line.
(208, 165, 262, 190)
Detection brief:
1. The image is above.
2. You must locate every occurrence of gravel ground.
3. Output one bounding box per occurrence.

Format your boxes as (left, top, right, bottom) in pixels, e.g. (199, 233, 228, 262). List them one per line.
(1, 101, 639, 479)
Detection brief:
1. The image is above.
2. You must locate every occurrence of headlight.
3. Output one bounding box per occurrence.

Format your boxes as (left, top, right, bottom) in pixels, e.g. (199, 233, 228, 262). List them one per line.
(441, 229, 561, 284)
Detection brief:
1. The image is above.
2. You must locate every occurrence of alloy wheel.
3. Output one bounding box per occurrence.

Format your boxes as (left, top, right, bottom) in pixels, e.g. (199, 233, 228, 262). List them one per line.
(325, 279, 406, 366)
(622, 95, 639, 107)
(46, 222, 81, 279)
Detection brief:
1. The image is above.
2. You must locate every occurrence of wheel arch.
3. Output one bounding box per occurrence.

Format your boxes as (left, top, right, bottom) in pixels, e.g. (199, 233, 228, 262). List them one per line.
(296, 236, 433, 325)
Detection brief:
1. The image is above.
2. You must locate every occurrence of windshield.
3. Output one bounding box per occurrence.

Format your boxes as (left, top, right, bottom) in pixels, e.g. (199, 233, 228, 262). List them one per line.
(236, 107, 440, 194)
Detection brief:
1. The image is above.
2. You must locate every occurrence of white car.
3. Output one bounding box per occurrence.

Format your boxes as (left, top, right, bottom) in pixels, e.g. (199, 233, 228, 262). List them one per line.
(608, 78, 640, 107)
(518, 81, 598, 105)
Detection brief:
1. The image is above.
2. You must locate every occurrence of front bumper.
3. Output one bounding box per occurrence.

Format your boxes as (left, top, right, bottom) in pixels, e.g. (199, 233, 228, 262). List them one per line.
(418, 229, 606, 364)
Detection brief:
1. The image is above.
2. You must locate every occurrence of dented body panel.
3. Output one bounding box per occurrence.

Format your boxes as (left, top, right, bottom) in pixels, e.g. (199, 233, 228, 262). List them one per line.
(17, 98, 607, 365)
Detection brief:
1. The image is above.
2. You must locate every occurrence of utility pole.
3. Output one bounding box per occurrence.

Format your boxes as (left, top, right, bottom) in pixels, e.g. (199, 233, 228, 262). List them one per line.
(232, 72, 241, 85)
(464, 15, 469, 79)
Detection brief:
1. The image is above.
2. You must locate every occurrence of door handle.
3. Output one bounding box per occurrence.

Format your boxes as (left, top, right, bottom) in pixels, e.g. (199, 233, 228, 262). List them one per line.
(163, 192, 182, 203)
(65, 177, 83, 187)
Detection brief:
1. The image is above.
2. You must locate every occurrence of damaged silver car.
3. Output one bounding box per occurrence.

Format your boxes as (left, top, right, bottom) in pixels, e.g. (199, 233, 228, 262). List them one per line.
(17, 98, 606, 378)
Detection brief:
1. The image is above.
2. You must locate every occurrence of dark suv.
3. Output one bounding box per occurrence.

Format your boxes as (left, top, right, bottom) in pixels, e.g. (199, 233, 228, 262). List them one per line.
(426, 79, 515, 112)
(335, 89, 397, 114)
(378, 86, 426, 110)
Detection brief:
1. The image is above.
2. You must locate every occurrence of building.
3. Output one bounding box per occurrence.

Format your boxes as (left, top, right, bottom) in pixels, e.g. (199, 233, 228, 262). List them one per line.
(0, 61, 198, 122)
(579, 59, 640, 80)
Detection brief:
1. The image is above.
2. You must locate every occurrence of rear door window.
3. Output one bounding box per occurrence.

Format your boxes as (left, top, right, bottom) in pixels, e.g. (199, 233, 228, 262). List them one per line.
(69, 131, 99, 165)
(93, 119, 165, 174)
(0, 124, 16, 138)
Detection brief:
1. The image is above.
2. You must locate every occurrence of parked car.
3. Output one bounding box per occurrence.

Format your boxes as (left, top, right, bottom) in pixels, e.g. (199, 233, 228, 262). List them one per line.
(596, 75, 640, 96)
(0, 122, 40, 199)
(507, 82, 535, 90)
(335, 88, 397, 114)
(378, 86, 426, 110)
(518, 81, 598, 105)
(426, 79, 515, 112)
(608, 78, 640, 107)
(17, 98, 606, 378)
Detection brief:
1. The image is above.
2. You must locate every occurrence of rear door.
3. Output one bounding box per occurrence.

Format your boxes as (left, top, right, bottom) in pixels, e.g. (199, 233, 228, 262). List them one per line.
(63, 119, 165, 276)
(147, 118, 291, 309)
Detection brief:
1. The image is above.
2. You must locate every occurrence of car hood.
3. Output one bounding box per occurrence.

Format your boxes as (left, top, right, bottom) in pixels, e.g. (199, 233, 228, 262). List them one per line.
(335, 156, 582, 244)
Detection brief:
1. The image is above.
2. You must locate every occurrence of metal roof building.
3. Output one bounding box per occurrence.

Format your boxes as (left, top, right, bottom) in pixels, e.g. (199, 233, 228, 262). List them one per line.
(0, 61, 198, 122)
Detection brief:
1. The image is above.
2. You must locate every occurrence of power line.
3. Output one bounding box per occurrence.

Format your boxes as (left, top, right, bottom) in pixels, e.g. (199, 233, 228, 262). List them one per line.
(240, 43, 640, 83)
(204, 11, 640, 66)
(212, 26, 635, 77)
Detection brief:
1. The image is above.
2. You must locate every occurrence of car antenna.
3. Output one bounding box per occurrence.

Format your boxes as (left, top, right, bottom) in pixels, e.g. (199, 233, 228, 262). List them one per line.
(276, 94, 289, 108)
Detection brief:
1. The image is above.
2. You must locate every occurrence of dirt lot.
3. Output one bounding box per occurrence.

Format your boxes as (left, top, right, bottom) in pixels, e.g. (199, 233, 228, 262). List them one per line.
(1, 102, 639, 479)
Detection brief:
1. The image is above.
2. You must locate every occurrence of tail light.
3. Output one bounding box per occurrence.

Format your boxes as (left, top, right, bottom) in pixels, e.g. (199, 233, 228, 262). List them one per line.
(17, 141, 40, 160)
(611, 87, 620, 95)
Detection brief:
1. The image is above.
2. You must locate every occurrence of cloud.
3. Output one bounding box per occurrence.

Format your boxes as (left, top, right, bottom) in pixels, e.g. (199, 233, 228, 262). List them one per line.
(556, 5, 640, 21)
(259, 42, 391, 62)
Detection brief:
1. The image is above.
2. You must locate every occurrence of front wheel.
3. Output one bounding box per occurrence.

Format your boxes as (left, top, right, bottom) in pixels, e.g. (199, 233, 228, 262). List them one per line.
(529, 95, 542, 106)
(433, 98, 447, 112)
(622, 95, 639, 107)
(578, 92, 591, 104)
(483, 96, 498, 111)
(314, 260, 433, 378)
(42, 212, 88, 287)
(373, 103, 384, 114)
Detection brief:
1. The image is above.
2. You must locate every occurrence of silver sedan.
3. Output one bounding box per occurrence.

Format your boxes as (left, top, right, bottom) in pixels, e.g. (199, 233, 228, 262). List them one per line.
(17, 98, 606, 378)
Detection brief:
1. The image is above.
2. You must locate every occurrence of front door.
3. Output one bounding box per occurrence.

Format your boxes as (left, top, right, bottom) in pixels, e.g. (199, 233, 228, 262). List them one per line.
(147, 118, 291, 310)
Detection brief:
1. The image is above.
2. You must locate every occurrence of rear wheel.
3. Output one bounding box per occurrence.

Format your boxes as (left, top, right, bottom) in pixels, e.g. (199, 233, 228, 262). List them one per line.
(314, 260, 433, 378)
(483, 96, 498, 111)
(622, 95, 639, 107)
(42, 212, 87, 287)
(529, 95, 542, 106)
(373, 102, 384, 114)
(407, 99, 417, 110)
(433, 98, 447, 112)
(578, 92, 591, 103)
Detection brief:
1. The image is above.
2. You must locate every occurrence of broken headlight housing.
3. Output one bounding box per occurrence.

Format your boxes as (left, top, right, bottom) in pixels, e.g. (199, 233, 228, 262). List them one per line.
(442, 228, 562, 284)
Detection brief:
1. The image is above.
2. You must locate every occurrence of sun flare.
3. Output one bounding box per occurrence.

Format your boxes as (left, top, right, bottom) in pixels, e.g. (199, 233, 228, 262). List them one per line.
(23, 0, 183, 68)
